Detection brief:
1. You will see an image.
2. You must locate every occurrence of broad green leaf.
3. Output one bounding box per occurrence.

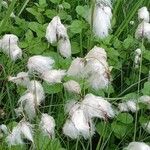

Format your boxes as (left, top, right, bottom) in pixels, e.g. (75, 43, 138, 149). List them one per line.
(70, 20, 87, 34)
(116, 113, 133, 124)
(62, 2, 71, 9)
(71, 41, 80, 54)
(49, 0, 61, 4)
(123, 35, 134, 49)
(142, 82, 150, 95)
(76, 5, 89, 19)
(45, 9, 57, 19)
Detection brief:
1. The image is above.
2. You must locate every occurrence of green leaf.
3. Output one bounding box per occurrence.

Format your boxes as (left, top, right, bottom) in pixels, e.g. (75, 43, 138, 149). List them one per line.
(76, 5, 89, 19)
(28, 22, 45, 37)
(123, 35, 134, 49)
(43, 82, 63, 94)
(49, 0, 61, 4)
(143, 50, 150, 61)
(45, 9, 57, 19)
(116, 113, 133, 124)
(70, 20, 87, 34)
(62, 2, 71, 9)
(142, 82, 150, 95)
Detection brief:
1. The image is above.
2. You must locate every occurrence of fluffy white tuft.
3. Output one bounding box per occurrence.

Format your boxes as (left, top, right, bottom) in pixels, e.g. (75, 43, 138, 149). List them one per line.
(92, 3, 112, 39)
(57, 38, 71, 58)
(135, 21, 150, 41)
(45, 16, 61, 44)
(19, 92, 36, 120)
(0, 124, 8, 134)
(82, 93, 115, 119)
(63, 119, 79, 139)
(8, 72, 30, 87)
(124, 142, 150, 150)
(40, 113, 55, 138)
(0, 34, 22, 61)
(67, 57, 85, 77)
(41, 69, 66, 84)
(118, 100, 138, 113)
(27, 80, 45, 105)
(138, 7, 150, 23)
(63, 80, 81, 94)
(27, 55, 54, 75)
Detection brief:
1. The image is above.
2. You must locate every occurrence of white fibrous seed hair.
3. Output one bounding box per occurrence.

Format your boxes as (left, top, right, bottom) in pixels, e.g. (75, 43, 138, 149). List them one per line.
(118, 100, 138, 113)
(63, 101, 95, 139)
(0, 124, 8, 135)
(6, 121, 33, 146)
(92, 0, 112, 39)
(45, 16, 61, 44)
(139, 95, 150, 104)
(19, 121, 34, 143)
(27, 80, 45, 105)
(18, 93, 36, 120)
(8, 72, 30, 87)
(41, 69, 66, 84)
(138, 7, 150, 23)
(82, 93, 115, 119)
(57, 38, 71, 58)
(85, 46, 110, 90)
(6, 125, 24, 146)
(0, 34, 22, 61)
(134, 48, 141, 68)
(63, 119, 79, 139)
(135, 21, 150, 41)
(63, 80, 81, 94)
(27, 55, 55, 75)
(45, 16, 72, 58)
(14, 107, 23, 117)
(124, 142, 150, 150)
(67, 57, 85, 77)
(39, 113, 55, 138)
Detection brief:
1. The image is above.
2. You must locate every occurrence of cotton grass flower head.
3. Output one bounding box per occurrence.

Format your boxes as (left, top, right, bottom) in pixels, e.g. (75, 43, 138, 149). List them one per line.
(8, 72, 30, 87)
(124, 142, 150, 150)
(27, 80, 45, 105)
(82, 93, 115, 119)
(134, 48, 141, 68)
(118, 100, 138, 113)
(139, 95, 150, 104)
(84, 46, 110, 90)
(0, 34, 22, 61)
(27, 55, 54, 75)
(92, 1, 112, 39)
(63, 100, 95, 139)
(135, 21, 150, 41)
(138, 7, 150, 23)
(45, 16, 61, 44)
(63, 119, 79, 139)
(41, 69, 66, 84)
(63, 80, 81, 94)
(18, 92, 36, 120)
(39, 113, 55, 138)
(6, 121, 33, 146)
(67, 57, 85, 77)
(57, 38, 71, 58)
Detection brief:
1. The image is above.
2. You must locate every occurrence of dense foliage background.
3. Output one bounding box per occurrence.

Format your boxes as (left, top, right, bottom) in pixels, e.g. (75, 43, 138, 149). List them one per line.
(0, 0, 150, 149)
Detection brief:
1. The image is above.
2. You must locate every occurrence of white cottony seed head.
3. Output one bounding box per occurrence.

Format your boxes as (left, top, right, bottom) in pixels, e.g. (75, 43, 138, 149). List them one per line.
(8, 72, 30, 87)
(138, 7, 150, 23)
(124, 142, 150, 150)
(0, 34, 22, 61)
(41, 69, 66, 84)
(57, 38, 71, 58)
(63, 80, 81, 94)
(40, 113, 55, 138)
(27, 55, 55, 75)
(67, 57, 85, 77)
